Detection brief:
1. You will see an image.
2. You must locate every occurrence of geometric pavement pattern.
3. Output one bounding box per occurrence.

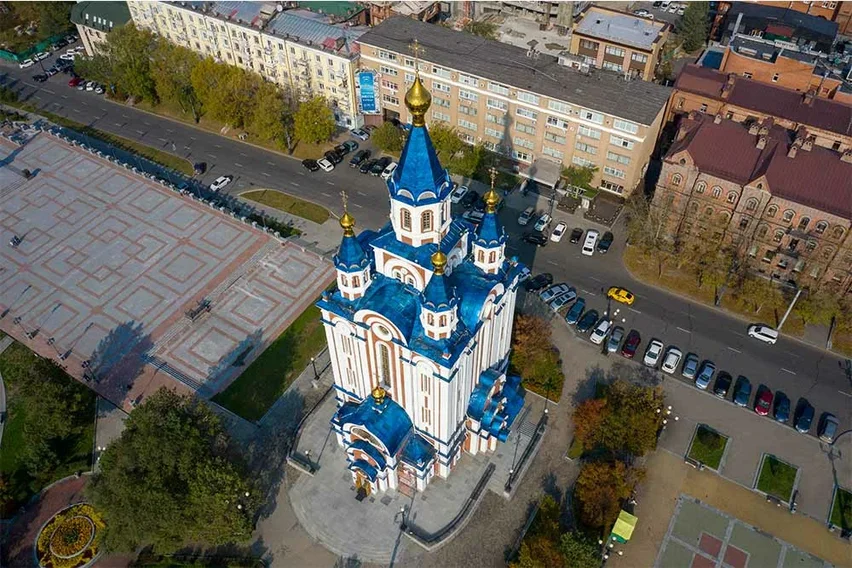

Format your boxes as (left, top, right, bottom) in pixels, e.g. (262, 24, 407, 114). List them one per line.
(0, 135, 333, 396)
(655, 496, 832, 568)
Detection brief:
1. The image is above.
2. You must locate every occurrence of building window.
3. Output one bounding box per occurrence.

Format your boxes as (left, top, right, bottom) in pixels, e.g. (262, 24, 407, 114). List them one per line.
(600, 180, 624, 194)
(459, 89, 478, 102)
(380, 65, 398, 76)
(578, 125, 601, 139)
(548, 100, 570, 114)
(488, 81, 509, 95)
(378, 50, 397, 61)
(432, 111, 450, 122)
(401, 208, 411, 230)
(695, 182, 706, 193)
(773, 230, 784, 243)
(543, 146, 564, 160)
(710, 186, 721, 198)
(757, 225, 768, 238)
(605, 45, 625, 57)
(604, 166, 626, 179)
(772, 73, 779, 82)
(815, 221, 828, 234)
(671, 174, 682, 186)
(606, 151, 630, 165)
(477, 250, 484, 262)
(404, 72, 415, 83)
(833, 227, 845, 240)
(602, 61, 623, 72)
(613, 119, 639, 134)
(546, 115, 568, 129)
(459, 73, 479, 87)
(459, 105, 477, 116)
(513, 137, 534, 149)
(517, 91, 539, 105)
(727, 192, 738, 204)
(580, 109, 604, 124)
(704, 206, 714, 218)
(797, 217, 810, 232)
(381, 80, 398, 91)
(545, 131, 567, 144)
(766, 205, 778, 218)
(458, 118, 477, 131)
(377, 343, 391, 383)
(516, 107, 538, 121)
(806, 240, 817, 253)
(515, 122, 536, 135)
(485, 127, 504, 139)
(580, 39, 598, 51)
(432, 81, 450, 93)
(403, 57, 414, 67)
(575, 141, 597, 155)
(432, 65, 451, 78)
(382, 94, 399, 106)
(610, 135, 634, 150)
(572, 156, 596, 167)
(421, 211, 433, 231)
(486, 98, 507, 111)
(739, 217, 749, 230)
(743, 197, 757, 210)
(743, 71, 753, 79)
(486, 113, 507, 125)
(512, 149, 532, 162)
(433, 97, 450, 108)
(782, 210, 795, 223)
(631, 52, 648, 64)
(763, 249, 775, 263)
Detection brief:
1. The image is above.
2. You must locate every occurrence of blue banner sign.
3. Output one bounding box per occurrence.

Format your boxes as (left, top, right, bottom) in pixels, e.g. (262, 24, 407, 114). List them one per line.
(358, 71, 377, 114)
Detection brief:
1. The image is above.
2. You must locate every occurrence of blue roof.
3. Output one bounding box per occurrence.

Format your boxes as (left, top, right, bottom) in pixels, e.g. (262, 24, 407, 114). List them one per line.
(400, 433, 436, 470)
(334, 233, 370, 272)
(422, 273, 457, 312)
(474, 211, 507, 248)
(348, 459, 378, 481)
(333, 394, 413, 456)
(467, 370, 525, 442)
(370, 218, 471, 271)
(388, 125, 452, 205)
(348, 439, 387, 470)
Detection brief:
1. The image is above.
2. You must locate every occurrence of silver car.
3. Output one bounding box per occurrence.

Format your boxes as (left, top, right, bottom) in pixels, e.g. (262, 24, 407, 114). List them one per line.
(550, 289, 577, 311)
(607, 326, 625, 353)
(540, 283, 572, 303)
(819, 413, 839, 443)
(681, 353, 699, 379)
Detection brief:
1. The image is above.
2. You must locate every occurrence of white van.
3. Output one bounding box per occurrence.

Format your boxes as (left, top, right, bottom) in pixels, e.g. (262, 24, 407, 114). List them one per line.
(381, 161, 398, 180)
(747, 324, 778, 345)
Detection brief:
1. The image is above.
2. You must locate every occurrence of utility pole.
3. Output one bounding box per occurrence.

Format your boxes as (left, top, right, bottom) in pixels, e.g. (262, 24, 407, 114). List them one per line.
(777, 288, 803, 331)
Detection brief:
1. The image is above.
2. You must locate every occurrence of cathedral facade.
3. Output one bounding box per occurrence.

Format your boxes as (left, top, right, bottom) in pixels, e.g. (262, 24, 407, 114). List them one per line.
(316, 71, 526, 496)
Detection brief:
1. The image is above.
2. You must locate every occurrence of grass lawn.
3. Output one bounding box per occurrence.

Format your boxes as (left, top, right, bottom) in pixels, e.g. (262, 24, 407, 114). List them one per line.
(687, 425, 728, 470)
(830, 488, 852, 531)
(756, 455, 798, 502)
(212, 304, 327, 421)
(240, 189, 330, 224)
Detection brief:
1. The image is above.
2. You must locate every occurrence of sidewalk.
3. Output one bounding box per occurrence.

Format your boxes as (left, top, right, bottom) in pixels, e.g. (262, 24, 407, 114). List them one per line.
(232, 197, 343, 255)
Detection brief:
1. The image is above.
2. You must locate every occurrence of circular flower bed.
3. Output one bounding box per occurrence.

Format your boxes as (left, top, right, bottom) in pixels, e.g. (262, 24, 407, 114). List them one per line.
(35, 503, 105, 568)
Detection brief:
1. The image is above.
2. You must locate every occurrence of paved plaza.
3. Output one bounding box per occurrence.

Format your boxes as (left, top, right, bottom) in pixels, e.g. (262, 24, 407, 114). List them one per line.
(656, 496, 831, 568)
(0, 134, 334, 407)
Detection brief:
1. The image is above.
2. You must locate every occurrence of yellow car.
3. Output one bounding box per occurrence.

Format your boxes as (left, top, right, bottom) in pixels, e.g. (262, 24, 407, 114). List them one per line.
(607, 287, 635, 306)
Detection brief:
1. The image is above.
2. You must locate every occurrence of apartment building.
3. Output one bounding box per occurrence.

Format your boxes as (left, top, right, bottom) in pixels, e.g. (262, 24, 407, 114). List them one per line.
(357, 17, 671, 197)
(652, 113, 852, 295)
(668, 65, 852, 149)
(364, 1, 442, 26)
(757, 1, 843, 22)
(71, 1, 132, 56)
(719, 2, 839, 53)
(570, 5, 670, 81)
(127, 1, 367, 128)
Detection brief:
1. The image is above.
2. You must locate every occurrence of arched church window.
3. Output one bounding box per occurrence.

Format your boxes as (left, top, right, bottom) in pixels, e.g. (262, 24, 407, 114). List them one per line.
(341, 275, 349, 286)
(352, 276, 360, 287)
(377, 343, 391, 384)
(401, 209, 412, 230)
(439, 315, 447, 326)
(427, 313, 434, 325)
(477, 250, 484, 262)
(422, 211, 433, 231)
(489, 251, 496, 263)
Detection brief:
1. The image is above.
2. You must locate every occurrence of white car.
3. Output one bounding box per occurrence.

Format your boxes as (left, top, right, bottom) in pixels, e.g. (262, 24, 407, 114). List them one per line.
(350, 128, 369, 141)
(450, 185, 469, 204)
(19, 59, 34, 68)
(550, 222, 567, 242)
(34, 51, 49, 61)
(59, 53, 76, 61)
(590, 319, 612, 345)
(661, 347, 683, 374)
(318, 158, 334, 172)
(381, 161, 398, 180)
(85, 81, 95, 91)
(534, 214, 551, 232)
(582, 229, 599, 256)
(747, 324, 778, 345)
(209, 175, 233, 191)
(643, 339, 664, 367)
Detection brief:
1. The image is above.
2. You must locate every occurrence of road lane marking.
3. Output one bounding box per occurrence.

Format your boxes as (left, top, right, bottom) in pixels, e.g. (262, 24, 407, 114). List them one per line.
(676, 327, 691, 334)
(297, 171, 305, 176)
(234, 163, 244, 168)
(215, 144, 222, 148)
(190, 136, 197, 140)
(628, 308, 641, 314)
(166, 129, 174, 133)
(353, 203, 364, 208)
(240, 152, 248, 157)
(547, 261, 559, 266)
(781, 368, 796, 375)
(61, 95, 68, 99)
(321, 192, 332, 197)
(356, 191, 367, 196)
(727, 347, 742, 354)
(732, 332, 745, 338)
(589, 276, 603, 282)
(290, 182, 300, 187)
(207, 154, 216, 159)
(839, 391, 852, 398)
(266, 161, 275, 166)
(135, 130, 145, 135)
(71, 107, 80, 113)
(43, 88, 55, 94)
(81, 101, 88, 105)
(326, 181, 335, 186)
(261, 172, 270, 177)
(580, 289, 597, 297)
(158, 137, 168, 142)
(33, 95, 41, 100)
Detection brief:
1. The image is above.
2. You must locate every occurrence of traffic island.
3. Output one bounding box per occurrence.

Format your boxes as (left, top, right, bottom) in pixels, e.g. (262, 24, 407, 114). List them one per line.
(686, 424, 729, 471)
(755, 454, 799, 503)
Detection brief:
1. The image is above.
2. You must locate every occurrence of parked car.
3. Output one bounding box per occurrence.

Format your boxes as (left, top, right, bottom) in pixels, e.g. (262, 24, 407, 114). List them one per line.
(94, 84, 104, 94)
(522, 232, 547, 247)
(576, 309, 600, 333)
(607, 326, 625, 353)
(794, 399, 814, 433)
(643, 339, 664, 367)
(597, 231, 614, 253)
(713, 372, 732, 399)
(32, 74, 48, 82)
(818, 413, 839, 443)
(694, 360, 716, 389)
(534, 214, 552, 232)
(565, 298, 586, 325)
(318, 158, 335, 172)
(525, 273, 553, 292)
(753, 385, 773, 416)
(460, 190, 479, 209)
(681, 353, 699, 379)
(621, 329, 641, 358)
(209, 175, 233, 191)
(661, 347, 682, 374)
(733, 376, 752, 407)
(582, 229, 599, 256)
(747, 324, 778, 345)
(341, 140, 359, 153)
(193, 162, 207, 175)
(474, 194, 504, 212)
(34, 51, 49, 61)
(541, 283, 573, 303)
(301, 159, 320, 172)
(381, 162, 398, 180)
(68, 76, 83, 87)
(349, 149, 370, 167)
(550, 290, 577, 311)
(59, 53, 76, 62)
(462, 209, 485, 225)
(590, 319, 612, 345)
(324, 150, 343, 165)
(518, 207, 535, 226)
(85, 81, 95, 91)
(569, 227, 584, 243)
(550, 222, 567, 242)
(359, 158, 378, 174)
(450, 184, 469, 203)
(606, 287, 635, 305)
(773, 391, 790, 423)
(350, 128, 369, 141)
(19, 59, 34, 68)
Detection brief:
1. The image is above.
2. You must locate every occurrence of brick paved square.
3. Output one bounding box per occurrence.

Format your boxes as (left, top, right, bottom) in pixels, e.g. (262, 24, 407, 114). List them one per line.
(723, 545, 748, 568)
(690, 554, 716, 568)
(698, 533, 722, 558)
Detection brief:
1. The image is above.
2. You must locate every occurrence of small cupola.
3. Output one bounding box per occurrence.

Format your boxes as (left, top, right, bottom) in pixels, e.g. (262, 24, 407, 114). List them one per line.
(472, 171, 508, 275)
(419, 251, 459, 340)
(333, 200, 372, 301)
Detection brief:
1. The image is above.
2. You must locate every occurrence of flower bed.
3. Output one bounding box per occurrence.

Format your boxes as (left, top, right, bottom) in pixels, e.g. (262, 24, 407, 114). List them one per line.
(35, 503, 105, 568)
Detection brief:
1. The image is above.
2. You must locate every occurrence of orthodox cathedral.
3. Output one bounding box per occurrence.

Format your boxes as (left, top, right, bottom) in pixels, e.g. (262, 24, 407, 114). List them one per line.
(317, 69, 526, 496)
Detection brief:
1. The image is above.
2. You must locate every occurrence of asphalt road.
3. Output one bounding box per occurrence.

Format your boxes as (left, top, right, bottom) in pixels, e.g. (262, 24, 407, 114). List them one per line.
(1, 55, 850, 431)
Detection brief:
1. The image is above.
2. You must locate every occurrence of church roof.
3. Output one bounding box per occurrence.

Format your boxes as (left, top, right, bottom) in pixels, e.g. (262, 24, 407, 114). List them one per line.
(400, 433, 436, 470)
(473, 211, 507, 248)
(421, 272, 457, 312)
(388, 125, 452, 205)
(370, 218, 472, 271)
(333, 233, 371, 271)
(467, 370, 524, 442)
(333, 393, 413, 456)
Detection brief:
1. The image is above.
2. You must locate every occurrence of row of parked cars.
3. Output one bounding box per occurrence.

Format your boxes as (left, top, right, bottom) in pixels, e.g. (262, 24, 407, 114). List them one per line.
(19, 37, 81, 69)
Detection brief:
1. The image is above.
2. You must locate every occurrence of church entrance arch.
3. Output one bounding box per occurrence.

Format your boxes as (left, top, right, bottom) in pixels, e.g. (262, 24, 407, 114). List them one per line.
(398, 464, 416, 497)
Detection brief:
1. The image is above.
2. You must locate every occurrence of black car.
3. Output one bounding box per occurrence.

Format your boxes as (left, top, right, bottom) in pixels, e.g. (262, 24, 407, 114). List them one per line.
(773, 391, 790, 423)
(371, 157, 392, 175)
(460, 190, 480, 209)
(713, 372, 732, 399)
(360, 158, 378, 174)
(349, 149, 371, 167)
(324, 150, 343, 165)
(522, 232, 547, 247)
(794, 398, 814, 433)
(334, 143, 351, 156)
(597, 231, 615, 253)
(576, 309, 600, 333)
(525, 273, 553, 292)
(33, 74, 48, 82)
(569, 228, 584, 243)
(193, 162, 207, 175)
(301, 159, 320, 172)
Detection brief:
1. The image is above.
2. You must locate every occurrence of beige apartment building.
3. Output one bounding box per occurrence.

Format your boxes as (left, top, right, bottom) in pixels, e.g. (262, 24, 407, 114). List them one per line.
(570, 5, 670, 82)
(127, 1, 366, 127)
(71, 1, 132, 56)
(357, 17, 671, 197)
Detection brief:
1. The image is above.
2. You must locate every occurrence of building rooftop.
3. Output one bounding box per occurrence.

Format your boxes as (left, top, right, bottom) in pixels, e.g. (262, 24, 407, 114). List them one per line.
(358, 17, 671, 125)
(574, 6, 667, 51)
(723, 2, 838, 46)
(208, 1, 272, 28)
(294, 1, 365, 21)
(266, 10, 366, 57)
(668, 114, 852, 219)
(71, 1, 132, 30)
(730, 35, 819, 65)
(674, 65, 852, 138)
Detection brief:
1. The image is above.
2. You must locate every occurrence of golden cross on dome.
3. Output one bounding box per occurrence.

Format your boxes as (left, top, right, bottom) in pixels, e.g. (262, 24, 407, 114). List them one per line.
(489, 167, 498, 191)
(340, 189, 348, 212)
(409, 39, 425, 68)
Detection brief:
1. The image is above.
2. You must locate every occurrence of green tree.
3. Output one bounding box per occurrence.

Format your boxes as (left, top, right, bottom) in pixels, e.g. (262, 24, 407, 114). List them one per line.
(36, 2, 74, 39)
(293, 96, 336, 144)
(88, 388, 257, 553)
(511, 495, 564, 568)
(574, 461, 641, 528)
(463, 20, 498, 40)
(250, 81, 290, 148)
(733, 275, 784, 316)
(573, 398, 608, 451)
(598, 381, 663, 457)
(76, 24, 157, 102)
(561, 165, 597, 192)
(190, 57, 259, 128)
(371, 122, 404, 154)
(793, 289, 839, 326)
(150, 40, 203, 121)
(679, 1, 710, 52)
(560, 530, 600, 568)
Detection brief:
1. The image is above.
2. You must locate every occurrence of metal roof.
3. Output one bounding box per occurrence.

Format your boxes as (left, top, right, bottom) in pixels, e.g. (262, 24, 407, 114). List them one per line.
(574, 7, 666, 51)
(357, 17, 671, 126)
(266, 10, 366, 57)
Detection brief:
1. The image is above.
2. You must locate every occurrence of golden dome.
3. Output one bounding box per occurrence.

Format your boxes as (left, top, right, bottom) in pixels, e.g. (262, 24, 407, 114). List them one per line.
(371, 385, 386, 404)
(431, 250, 447, 275)
(484, 188, 501, 213)
(405, 74, 432, 127)
(339, 210, 356, 236)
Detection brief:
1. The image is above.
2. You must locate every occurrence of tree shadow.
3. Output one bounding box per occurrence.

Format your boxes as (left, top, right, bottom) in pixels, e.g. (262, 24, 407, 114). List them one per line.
(85, 320, 154, 405)
(138, 539, 269, 567)
(201, 328, 264, 398)
(334, 555, 362, 568)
